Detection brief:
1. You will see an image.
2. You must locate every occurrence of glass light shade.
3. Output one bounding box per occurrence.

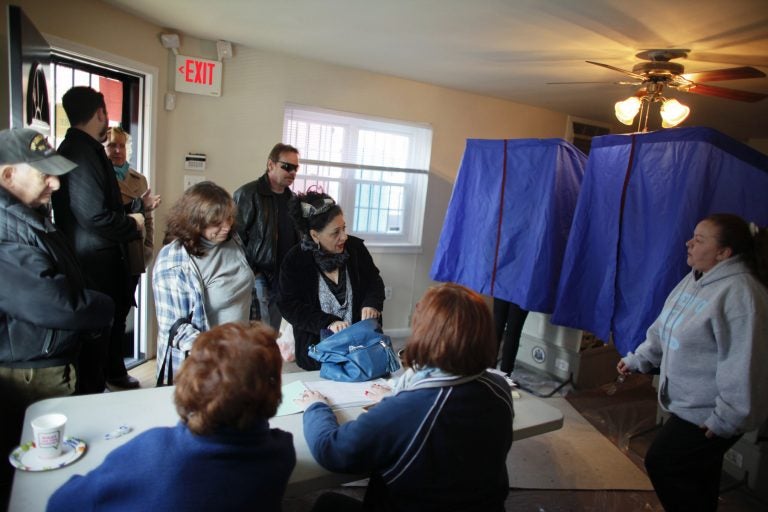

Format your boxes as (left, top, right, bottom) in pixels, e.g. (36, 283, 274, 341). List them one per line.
(660, 99, 690, 128)
(614, 97, 642, 125)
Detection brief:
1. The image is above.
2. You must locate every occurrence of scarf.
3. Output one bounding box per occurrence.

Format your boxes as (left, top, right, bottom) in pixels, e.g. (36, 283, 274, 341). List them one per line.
(300, 237, 349, 272)
(391, 365, 463, 394)
(113, 162, 130, 181)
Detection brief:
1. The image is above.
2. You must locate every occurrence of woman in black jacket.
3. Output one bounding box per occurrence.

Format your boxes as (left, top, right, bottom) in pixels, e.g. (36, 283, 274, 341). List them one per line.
(278, 191, 385, 370)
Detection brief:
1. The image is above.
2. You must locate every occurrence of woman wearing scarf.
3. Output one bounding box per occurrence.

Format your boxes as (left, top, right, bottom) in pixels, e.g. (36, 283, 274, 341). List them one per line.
(278, 191, 385, 370)
(101, 127, 160, 388)
(104, 127, 160, 273)
(296, 283, 514, 512)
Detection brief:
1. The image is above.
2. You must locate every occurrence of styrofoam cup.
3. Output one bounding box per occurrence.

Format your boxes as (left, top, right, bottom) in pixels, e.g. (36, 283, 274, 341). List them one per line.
(31, 413, 67, 459)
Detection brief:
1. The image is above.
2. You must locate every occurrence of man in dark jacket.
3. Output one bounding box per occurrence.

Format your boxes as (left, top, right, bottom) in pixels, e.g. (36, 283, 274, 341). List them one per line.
(233, 143, 300, 330)
(52, 86, 144, 392)
(0, 128, 114, 496)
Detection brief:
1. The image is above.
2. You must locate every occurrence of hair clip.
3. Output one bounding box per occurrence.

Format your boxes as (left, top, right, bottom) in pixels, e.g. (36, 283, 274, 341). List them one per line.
(300, 198, 335, 218)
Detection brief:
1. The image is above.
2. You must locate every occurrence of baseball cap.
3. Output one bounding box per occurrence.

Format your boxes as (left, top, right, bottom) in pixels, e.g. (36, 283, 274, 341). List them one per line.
(0, 128, 77, 176)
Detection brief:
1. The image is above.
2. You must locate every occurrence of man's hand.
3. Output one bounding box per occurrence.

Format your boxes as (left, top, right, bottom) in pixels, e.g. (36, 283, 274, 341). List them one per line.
(361, 307, 381, 320)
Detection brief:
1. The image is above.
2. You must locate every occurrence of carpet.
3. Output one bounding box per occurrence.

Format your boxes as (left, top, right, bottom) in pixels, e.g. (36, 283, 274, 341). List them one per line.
(507, 397, 654, 490)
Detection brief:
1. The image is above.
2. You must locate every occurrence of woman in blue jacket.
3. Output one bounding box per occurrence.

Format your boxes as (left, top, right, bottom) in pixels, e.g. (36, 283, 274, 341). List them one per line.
(48, 322, 295, 512)
(297, 283, 514, 512)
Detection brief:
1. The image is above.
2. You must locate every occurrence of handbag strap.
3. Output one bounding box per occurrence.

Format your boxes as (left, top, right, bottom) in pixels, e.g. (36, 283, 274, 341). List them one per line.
(156, 314, 192, 387)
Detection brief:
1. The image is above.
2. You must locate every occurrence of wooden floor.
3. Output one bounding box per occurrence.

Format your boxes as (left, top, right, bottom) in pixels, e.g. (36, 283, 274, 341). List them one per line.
(126, 359, 157, 388)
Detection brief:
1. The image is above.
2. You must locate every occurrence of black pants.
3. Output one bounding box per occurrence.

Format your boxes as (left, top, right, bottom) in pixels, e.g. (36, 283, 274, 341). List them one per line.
(645, 414, 741, 512)
(77, 249, 132, 393)
(492, 299, 529, 373)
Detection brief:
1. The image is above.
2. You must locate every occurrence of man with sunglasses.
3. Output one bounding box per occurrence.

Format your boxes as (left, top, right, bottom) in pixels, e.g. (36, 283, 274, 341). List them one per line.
(234, 143, 301, 331)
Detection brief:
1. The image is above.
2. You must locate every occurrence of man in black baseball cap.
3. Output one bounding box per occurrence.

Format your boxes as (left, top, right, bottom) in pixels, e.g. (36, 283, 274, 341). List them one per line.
(0, 128, 77, 207)
(0, 128, 114, 495)
(0, 127, 77, 174)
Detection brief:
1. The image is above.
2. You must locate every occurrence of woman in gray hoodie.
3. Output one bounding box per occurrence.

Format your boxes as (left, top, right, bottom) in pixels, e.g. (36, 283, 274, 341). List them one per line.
(618, 213, 768, 512)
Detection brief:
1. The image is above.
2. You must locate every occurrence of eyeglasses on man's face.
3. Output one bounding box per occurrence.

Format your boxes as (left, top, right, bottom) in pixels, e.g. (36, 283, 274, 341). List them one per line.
(277, 161, 299, 173)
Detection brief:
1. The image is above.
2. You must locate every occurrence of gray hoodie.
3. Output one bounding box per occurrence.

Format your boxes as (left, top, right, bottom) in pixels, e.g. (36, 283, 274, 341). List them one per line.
(622, 255, 768, 438)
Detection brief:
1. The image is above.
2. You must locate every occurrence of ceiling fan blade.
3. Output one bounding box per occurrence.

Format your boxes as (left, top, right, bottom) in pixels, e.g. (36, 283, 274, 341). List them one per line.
(546, 81, 640, 85)
(682, 66, 766, 83)
(684, 83, 767, 103)
(586, 61, 646, 80)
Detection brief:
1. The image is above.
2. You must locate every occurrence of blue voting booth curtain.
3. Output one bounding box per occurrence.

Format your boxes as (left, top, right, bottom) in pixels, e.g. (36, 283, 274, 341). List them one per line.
(552, 127, 768, 356)
(430, 138, 586, 313)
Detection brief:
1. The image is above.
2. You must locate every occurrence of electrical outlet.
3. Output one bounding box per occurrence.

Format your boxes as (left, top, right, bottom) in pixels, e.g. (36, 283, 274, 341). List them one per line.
(183, 174, 206, 190)
(724, 448, 743, 468)
(384, 286, 392, 299)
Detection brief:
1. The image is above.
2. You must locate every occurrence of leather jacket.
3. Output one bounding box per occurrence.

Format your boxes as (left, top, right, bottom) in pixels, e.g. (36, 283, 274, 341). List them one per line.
(233, 173, 295, 278)
(0, 187, 114, 368)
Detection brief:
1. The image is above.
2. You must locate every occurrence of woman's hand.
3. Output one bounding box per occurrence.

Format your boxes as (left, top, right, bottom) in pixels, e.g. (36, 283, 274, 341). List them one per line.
(328, 321, 350, 333)
(361, 307, 381, 320)
(364, 382, 391, 403)
(616, 360, 632, 377)
(293, 390, 328, 408)
(142, 188, 161, 212)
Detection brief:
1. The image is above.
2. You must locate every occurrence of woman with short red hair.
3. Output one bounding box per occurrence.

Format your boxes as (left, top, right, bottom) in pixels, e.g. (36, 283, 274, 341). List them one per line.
(298, 283, 514, 512)
(48, 322, 295, 512)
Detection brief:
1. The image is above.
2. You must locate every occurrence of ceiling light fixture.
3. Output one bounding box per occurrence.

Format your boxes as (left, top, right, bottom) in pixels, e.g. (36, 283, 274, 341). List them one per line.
(659, 98, 690, 128)
(614, 96, 642, 125)
(614, 84, 690, 132)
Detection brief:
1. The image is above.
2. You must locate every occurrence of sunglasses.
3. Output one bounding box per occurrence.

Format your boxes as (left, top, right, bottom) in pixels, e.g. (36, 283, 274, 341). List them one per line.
(277, 161, 299, 173)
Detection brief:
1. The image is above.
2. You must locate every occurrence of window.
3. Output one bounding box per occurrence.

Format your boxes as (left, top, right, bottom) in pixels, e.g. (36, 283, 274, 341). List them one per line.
(283, 105, 432, 247)
(51, 57, 143, 162)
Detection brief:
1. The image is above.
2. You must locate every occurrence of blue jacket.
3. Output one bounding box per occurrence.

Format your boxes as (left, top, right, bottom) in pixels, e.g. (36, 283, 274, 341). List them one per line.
(303, 371, 514, 511)
(47, 421, 295, 512)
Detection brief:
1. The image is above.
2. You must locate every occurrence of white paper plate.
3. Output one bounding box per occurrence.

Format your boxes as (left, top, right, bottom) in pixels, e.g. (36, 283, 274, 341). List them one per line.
(8, 437, 87, 472)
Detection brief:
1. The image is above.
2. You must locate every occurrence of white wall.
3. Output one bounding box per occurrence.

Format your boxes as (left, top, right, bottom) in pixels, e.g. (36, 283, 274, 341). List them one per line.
(3, 0, 570, 343)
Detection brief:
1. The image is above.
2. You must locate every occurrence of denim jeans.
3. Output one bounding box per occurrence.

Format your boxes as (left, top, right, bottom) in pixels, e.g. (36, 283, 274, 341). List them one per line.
(251, 273, 282, 331)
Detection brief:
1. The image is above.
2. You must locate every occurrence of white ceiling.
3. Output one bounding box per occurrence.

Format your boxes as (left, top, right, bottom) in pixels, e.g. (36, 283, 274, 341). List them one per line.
(105, 0, 768, 141)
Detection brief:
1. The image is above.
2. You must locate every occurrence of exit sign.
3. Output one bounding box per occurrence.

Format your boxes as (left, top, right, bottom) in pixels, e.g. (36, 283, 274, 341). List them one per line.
(175, 55, 222, 97)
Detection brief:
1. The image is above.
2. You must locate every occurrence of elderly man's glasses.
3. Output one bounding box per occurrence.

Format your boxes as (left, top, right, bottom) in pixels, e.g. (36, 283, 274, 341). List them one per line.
(277, 161, 299, 173)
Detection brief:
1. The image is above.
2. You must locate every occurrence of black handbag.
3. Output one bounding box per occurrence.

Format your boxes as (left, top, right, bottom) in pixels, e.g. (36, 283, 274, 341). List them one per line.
(156, 315, 192, 387)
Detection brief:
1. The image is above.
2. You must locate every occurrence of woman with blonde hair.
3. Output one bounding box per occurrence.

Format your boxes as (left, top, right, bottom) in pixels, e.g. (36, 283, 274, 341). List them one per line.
(297, 283, 514, 512)
(102, 126, 161, 389)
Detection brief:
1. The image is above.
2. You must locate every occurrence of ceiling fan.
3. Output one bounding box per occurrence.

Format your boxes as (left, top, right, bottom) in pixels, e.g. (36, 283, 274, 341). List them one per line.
(551, 49, 767, 131)
(583, 49, 767, 103)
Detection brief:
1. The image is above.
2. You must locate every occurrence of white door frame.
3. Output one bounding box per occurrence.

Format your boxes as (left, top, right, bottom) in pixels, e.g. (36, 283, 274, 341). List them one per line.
(44, 34, 160, 360)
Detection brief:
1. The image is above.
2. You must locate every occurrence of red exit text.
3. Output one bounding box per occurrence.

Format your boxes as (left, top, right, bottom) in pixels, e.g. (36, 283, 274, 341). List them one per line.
(178, 59, 217, 85)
